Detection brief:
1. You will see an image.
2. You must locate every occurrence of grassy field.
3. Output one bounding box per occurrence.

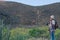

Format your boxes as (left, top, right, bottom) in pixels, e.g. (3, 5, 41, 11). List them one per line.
(0, 26, 60, 40)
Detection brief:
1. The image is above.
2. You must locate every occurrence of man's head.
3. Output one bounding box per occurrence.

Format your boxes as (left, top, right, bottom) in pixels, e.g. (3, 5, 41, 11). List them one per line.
(50, 15, 55, 20)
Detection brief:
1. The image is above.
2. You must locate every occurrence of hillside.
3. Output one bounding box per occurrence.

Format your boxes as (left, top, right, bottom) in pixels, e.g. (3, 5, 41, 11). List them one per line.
(0, 1, 60, 26)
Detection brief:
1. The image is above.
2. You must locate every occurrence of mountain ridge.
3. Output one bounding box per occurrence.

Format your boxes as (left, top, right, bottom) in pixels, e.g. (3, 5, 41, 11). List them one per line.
(0, 1, 60, 27)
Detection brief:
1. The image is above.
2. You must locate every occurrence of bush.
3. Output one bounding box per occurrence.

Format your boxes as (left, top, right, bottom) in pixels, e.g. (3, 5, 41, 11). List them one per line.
(55, 29, 60, 40)
(2, 26, 10, 40)
(29, 27, 49, 38)
(9, 27, 29, 40)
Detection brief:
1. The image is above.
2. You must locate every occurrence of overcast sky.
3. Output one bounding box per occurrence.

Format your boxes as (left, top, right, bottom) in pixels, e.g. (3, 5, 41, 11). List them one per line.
(2, 0, 60, 6)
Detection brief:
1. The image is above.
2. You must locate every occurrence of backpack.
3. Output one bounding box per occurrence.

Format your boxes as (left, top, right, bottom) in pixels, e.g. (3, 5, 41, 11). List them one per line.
(54, 20, 58, 29)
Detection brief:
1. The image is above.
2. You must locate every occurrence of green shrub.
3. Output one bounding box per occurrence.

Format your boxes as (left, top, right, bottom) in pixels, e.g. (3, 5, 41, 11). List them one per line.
(55, 29, 60, 40)
(9, 27, 29, 40)
(29, 27, 49, 38)
(2, 26, 10, 40)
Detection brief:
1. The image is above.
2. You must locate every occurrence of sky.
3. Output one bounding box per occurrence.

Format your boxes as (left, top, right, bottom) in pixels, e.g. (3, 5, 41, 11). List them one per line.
(0, 0, 4, 1)
(1, 0, 60, 6)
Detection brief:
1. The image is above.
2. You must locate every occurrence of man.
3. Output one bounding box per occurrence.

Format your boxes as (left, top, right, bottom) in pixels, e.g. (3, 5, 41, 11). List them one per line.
(47, 15, 58, 40)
